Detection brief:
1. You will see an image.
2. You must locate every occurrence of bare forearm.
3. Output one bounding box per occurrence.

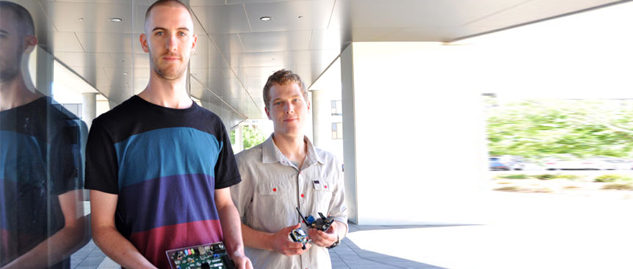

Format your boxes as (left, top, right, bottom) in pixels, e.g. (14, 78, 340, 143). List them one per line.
(1, 217, 89, 269)
(92, 226, 157, 269)
(240, 223, 274, 251)
(217, 203, 247, 257)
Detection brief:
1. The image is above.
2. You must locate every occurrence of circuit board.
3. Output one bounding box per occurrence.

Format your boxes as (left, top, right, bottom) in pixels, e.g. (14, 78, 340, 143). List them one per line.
(166, 242, 236, 269)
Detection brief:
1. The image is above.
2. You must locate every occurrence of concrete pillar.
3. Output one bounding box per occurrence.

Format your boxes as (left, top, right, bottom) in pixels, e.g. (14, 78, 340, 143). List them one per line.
(311, 89, 332, 149)
(341, 42, 489, 225)
(340, 44, 359, 224)
(82, 93, 97, 128)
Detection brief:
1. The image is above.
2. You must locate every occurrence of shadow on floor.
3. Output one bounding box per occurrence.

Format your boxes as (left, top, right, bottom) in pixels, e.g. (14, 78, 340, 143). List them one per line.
(330, 227, 449, 269)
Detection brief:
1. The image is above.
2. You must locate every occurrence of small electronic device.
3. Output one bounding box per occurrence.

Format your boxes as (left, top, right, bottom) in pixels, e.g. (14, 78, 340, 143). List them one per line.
(166, 242, 236, 269)
(295, 207, 334, 232)
(289, 227, 309, 250)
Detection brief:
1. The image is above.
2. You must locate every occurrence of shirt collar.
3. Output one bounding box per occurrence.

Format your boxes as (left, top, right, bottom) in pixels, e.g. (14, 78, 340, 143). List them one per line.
(262, 134, 324, 168)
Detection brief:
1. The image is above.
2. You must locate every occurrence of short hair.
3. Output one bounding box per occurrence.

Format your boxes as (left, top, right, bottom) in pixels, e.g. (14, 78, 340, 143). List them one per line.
(263, 69, 308, 110)
(144, 0, 193, 32)
(0, 1, 35, 37)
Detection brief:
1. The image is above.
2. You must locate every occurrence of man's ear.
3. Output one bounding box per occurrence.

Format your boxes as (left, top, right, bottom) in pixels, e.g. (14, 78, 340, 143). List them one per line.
(265, 107, 271, 120)
(140, 33, 149, 53)
(25, 35, 37, 48)
(191, 33, 198, 51)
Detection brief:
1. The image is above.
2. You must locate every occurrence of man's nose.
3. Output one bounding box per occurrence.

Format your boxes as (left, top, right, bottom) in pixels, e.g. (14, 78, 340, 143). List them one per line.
(166, 34, 178, 51)
(284, 103, 294, 114)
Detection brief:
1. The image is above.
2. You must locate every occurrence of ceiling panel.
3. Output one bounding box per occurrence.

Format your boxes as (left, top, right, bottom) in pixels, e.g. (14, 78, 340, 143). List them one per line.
(19, 0, 624, 122)
(55, 52, 115, 67)
(50, 32, 85, 52)
(41, 1, 136, 33)
(239, 30, 311, 52)
(229, 52, 284, 67)
(244, 0, 335, 32)
(458, 0, 623, 38)
(110, 53, 150, 68)
(209, 34, 246, 54)
(190, 4, 251, 34)
(75, 32, 145, 53)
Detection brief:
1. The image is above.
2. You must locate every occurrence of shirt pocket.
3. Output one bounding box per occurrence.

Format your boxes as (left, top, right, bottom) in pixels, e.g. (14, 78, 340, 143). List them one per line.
(312, 180, 333, 213)
(253, 181, 294, 220)
(257, 182, 287, 196)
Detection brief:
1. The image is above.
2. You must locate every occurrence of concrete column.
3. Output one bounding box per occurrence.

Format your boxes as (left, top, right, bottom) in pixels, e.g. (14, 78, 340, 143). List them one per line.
(340, 44, 359, 224)
(311, 89, 332, 149)
(82, 93, 97, 128)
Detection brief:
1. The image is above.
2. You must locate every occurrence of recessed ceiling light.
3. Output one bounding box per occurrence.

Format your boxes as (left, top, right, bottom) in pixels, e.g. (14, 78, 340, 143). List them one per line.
(260, 16, 272, 21)
(109, 18, 123, 23)
(298, 16, 303, 19)
(78, 18, 84, 21)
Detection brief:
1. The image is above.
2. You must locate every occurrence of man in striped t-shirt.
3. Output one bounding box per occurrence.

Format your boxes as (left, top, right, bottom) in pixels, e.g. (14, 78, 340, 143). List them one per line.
(85, 1, 251, 268)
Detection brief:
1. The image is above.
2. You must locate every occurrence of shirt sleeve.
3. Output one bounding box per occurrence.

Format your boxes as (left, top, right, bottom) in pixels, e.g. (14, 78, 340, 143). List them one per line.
(50, 118, 85, 195)
(328, 155, 348, 232)
(230, 152, 255, 223)
(84, 117, 119, 194)
(213, 123, 242, 189)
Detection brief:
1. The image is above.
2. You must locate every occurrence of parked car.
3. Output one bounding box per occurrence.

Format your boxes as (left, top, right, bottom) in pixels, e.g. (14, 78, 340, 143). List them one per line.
(544, 157, 623, 170)
(490, 156, 524, 171)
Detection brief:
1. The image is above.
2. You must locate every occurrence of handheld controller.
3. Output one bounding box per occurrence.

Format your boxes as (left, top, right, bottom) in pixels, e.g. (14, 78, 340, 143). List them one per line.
(289, 207, 336, 249)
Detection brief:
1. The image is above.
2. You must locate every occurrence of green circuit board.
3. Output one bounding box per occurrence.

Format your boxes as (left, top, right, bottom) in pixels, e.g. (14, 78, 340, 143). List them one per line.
(166, 242, 234, 269)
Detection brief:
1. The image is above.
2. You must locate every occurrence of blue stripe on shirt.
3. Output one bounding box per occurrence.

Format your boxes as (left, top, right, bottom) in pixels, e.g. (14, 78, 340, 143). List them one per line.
(114, 127, 222, 189)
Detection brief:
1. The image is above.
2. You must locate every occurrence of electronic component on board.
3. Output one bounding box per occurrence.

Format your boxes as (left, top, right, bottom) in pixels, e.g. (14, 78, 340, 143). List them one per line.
(166, 242, 236, 269)
(296, 207, 334, 232)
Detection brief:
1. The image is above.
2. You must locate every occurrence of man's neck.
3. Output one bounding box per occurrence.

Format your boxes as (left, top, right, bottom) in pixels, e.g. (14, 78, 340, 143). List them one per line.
(0, 75, 43, 111)
(272, 133, 307, 167)
(138, 74, 192, 109)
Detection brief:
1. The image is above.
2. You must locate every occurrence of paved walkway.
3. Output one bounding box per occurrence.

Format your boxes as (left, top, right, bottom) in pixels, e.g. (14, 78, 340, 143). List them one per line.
(70, 191, 633, 269)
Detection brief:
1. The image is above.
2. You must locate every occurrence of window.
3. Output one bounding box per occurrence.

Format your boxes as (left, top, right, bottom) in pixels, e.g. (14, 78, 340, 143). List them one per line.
(331, 100, 342, 116)
(332, 122, 343, 139)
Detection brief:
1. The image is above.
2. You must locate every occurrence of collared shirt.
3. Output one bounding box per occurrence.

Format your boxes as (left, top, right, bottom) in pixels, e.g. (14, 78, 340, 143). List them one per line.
(231, 135, 347, 269)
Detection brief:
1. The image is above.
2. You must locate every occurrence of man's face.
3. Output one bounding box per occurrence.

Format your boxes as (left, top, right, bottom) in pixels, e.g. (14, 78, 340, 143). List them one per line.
(265, 82, 310, 137)
(0, 10, 25, 83)
(140, 4, 197, 81)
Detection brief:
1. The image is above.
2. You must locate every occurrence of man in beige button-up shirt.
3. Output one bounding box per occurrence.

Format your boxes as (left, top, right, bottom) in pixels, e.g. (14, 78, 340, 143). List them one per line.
(231, 69, 348, 269)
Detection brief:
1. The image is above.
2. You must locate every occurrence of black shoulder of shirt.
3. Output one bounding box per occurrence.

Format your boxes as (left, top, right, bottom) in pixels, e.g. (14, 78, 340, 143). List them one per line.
(92, 95, 228, 143)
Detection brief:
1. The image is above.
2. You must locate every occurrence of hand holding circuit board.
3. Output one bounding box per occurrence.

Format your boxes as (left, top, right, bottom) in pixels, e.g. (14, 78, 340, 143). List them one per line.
(290, 207, 335, 249)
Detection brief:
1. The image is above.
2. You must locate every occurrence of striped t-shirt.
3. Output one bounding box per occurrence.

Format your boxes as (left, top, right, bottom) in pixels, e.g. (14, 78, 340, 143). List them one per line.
(85, 95, 241, 269)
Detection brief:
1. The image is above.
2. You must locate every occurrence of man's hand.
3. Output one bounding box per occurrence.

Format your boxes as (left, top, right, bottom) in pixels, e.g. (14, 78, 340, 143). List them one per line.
(270, 223, 311, 255)
(307, 221, 338, 248)
(230, 252, 253, 269)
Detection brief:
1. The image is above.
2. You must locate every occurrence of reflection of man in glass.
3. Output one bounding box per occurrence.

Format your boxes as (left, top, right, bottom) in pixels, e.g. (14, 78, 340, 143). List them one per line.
(0, 1, 89, 268)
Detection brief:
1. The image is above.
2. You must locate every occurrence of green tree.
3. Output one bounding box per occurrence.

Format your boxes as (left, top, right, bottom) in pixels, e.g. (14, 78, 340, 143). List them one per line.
(242, 126, 266, 150)
(487, 99, 633, 159)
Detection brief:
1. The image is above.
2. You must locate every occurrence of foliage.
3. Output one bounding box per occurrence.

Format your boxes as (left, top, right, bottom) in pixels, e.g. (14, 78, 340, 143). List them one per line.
(486, 99, 633, 159)
(231, 126, 267, 150)
(534, 174, 557, 180)
(496, 174, 529, 179)
(242, 126, 266, 150)
(594, 174, 632, 183)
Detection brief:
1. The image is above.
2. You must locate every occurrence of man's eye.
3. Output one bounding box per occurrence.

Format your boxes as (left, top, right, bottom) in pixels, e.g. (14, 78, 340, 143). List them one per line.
(179, 32, 187, 36)
(156, 32, 164, 36)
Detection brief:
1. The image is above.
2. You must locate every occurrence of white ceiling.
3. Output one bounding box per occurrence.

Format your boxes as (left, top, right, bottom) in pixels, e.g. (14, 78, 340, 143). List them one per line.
(15, 0, 627, 122)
